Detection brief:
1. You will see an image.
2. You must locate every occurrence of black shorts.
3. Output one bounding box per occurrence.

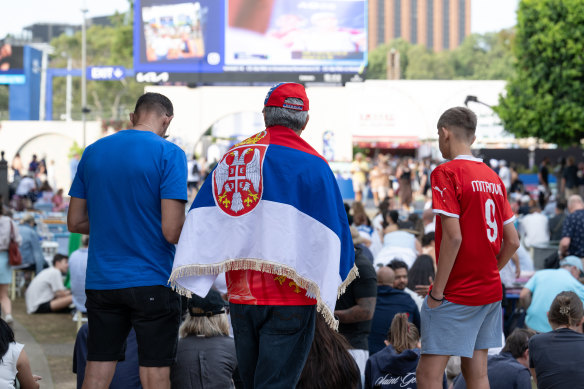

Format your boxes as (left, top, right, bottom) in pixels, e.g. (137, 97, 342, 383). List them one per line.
(34, 301, 70, 314)
(85, 286, 181, 367)
(35, 301, 52, 313)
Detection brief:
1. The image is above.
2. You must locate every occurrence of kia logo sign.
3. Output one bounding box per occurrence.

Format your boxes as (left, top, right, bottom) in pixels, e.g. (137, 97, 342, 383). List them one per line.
(136, 72, 170, 83)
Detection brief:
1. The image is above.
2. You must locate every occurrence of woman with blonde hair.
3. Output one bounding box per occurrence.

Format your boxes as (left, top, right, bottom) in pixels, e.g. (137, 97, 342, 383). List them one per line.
(365, 313, 446, 388)
(170, 289, 237, 389)
(528, 291, 584, 388)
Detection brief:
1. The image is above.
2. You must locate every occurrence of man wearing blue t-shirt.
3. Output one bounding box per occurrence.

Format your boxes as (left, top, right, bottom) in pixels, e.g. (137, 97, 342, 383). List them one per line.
(520, 256, 584, 333)
(67, 92, 187, 389)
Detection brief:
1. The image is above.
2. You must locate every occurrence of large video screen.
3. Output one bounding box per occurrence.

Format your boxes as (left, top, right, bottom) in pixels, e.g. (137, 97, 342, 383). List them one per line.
(134, 0, 367, 84)
(0, 42, 25, 84)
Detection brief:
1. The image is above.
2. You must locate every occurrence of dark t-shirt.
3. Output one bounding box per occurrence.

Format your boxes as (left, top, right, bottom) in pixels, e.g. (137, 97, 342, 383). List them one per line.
(171, 335, 238, 389)
(548, 213, 566, 242)
(336, 246, 378, 350)
(529, 328, 584, 389)
(453, 352, 531, 389)
(563, 165, 578, 189)
(539, 165, 549, 185)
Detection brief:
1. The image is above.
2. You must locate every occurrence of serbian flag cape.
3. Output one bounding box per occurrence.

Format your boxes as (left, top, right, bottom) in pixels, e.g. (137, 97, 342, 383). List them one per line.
(170, 126, 357, 329)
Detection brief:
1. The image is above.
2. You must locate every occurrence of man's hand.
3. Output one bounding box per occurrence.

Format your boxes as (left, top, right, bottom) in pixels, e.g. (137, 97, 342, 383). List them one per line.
(426, 291, 444, 309)
(415, 276, 433, 297)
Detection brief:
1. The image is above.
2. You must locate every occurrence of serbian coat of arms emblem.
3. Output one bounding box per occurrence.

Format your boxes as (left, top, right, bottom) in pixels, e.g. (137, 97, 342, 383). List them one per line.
(212, 132, 268, 216)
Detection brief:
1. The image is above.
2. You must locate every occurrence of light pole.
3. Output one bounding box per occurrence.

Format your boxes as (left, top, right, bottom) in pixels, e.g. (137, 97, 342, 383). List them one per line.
(81, 3, 88, 147)
(464, 95, 493, 109)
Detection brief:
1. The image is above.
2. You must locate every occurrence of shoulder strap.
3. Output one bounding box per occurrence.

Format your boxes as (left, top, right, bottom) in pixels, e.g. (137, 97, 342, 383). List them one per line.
(9, 220, 16, 241)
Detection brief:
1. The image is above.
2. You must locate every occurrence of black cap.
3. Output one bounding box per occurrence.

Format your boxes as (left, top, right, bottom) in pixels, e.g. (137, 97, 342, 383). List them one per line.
(188, 289, 227, 317)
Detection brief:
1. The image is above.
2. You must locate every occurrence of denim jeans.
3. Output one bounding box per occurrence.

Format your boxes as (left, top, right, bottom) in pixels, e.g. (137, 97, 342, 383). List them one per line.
(229, 303, 316, 389)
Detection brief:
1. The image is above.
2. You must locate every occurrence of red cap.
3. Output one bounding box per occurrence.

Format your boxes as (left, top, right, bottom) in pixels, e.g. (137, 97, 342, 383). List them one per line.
(264, 82, 309, 111)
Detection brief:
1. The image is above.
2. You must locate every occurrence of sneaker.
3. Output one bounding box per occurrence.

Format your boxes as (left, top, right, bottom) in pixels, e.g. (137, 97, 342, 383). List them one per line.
(5, 314, 13, 324)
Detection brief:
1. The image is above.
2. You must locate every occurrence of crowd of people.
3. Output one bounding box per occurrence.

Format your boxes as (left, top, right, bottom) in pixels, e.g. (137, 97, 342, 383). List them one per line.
(0, 86, 582, 389)
(8, 153, 70, 213)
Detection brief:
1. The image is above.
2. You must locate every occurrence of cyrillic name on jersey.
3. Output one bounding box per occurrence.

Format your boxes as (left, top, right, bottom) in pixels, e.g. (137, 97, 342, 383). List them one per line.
(471, 180, 504, 196)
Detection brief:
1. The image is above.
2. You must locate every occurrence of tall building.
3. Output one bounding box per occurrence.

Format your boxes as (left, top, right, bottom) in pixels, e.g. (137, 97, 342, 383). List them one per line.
(369, 0, 471, 52)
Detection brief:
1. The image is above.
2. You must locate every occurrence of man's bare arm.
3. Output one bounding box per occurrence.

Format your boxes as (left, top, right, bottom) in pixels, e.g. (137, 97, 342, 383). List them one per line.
(334, 297, 376, 323)
(519, 287, 532, 309)
(559, 237, 571, 258)
(510, 253, 521, 278)
(55, 290, 71, 298)
(67, 197, 89, 234)
(430, 215, 462, 302)
(497, 223, 520, 271)
(161, 199, 186, 244)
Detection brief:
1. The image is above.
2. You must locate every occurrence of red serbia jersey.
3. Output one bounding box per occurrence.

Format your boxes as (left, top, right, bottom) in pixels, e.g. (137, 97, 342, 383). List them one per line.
(431, 156, 515, 306)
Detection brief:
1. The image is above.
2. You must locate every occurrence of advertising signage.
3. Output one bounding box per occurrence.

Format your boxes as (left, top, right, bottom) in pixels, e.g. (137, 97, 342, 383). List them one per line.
(0, 42, 25, 84)
(134, 0, 368, 84)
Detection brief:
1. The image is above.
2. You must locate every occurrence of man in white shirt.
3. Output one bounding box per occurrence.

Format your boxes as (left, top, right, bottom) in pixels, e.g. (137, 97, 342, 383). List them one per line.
(423, 208, 435, 234)
(69, 235, 89, 313)
(498, 160, 511, 192)
(15, 175, 36, 196)
(519, 204, 550, 249)
(25, 254, 72, 314)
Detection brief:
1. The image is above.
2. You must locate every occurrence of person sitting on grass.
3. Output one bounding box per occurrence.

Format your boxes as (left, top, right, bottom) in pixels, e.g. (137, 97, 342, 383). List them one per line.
(25, 254, 72, 314)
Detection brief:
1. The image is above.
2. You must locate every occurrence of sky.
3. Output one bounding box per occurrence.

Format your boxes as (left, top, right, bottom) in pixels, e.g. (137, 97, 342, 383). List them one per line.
(0, 0, 520, 39)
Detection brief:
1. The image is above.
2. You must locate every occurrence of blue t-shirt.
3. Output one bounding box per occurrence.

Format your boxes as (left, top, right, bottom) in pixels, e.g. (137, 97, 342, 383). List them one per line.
(524, 268, 584, 332)
(69, 130, 187, 289)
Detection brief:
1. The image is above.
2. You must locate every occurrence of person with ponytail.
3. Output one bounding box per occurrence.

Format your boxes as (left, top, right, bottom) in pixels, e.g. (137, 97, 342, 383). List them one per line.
(365, 313, 446, 388)
(528, 291, 584, 389)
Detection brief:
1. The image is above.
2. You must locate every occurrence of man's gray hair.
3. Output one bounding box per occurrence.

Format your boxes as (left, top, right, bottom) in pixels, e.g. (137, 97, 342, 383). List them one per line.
(264, 98, 308, 131)
(568, 194, 584, 212)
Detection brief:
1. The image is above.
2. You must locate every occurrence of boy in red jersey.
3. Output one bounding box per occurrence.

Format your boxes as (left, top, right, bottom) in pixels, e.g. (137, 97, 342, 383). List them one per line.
(416, 107, 520, 389)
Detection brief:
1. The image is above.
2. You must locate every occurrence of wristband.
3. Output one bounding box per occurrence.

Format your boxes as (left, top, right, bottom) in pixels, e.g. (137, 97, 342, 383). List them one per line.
(429, 290, 444, 302)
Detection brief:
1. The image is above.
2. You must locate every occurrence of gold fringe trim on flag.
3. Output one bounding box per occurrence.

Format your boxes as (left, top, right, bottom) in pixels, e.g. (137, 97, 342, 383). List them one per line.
(168, 259, 359, 331)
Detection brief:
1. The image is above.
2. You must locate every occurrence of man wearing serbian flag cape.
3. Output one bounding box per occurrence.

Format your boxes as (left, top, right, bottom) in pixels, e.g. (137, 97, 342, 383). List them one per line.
(170, 82, 356, 388)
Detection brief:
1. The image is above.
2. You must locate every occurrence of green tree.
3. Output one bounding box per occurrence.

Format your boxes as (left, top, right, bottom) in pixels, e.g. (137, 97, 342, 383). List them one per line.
(366, 30, 515, 81)
(0, 85, 8, 119)
(495, 0, 584, 146)
(366, 39, 413, 79)
(49, 1, 146, 125)
(406, 45, 455, 79)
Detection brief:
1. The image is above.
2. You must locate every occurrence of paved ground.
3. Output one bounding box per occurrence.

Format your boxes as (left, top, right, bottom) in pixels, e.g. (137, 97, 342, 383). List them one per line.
(11, 296, 77, 389)
(12, 319, 54, 388)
